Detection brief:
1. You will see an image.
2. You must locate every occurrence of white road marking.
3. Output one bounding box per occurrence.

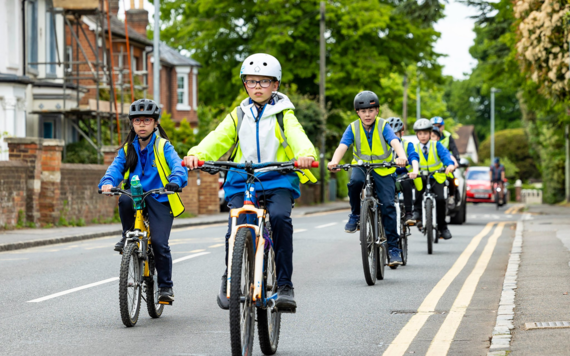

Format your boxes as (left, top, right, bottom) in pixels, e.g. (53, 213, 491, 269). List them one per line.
(426, 223, 506, 355)
(27, 252, 210, 303)
(208, 244, 225, 248)
(315, 222, 338, 229)
(382, 222, 495, 356)
(294, 229, 307, 233)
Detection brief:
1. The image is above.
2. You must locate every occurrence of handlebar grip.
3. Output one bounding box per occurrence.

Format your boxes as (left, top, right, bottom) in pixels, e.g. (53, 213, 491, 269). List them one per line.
(98, 189, 103, 194)
(181, 160, 206, 167)
(294, 161, 319, 168)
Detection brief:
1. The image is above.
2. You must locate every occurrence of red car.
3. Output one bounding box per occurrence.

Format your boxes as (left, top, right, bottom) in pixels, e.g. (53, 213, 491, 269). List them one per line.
(465, 167, 494, 203)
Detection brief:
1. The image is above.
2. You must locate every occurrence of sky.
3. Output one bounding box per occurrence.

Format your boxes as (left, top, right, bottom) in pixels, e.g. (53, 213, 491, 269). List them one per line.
(121, 0, 478, 80)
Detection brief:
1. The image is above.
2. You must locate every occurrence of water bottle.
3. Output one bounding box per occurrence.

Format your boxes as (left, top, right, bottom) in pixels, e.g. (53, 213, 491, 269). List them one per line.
(131, 175, 144, 209)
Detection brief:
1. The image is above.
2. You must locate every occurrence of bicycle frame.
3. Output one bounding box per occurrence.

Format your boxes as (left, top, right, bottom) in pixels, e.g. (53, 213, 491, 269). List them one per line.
(418, 170, 448, 231)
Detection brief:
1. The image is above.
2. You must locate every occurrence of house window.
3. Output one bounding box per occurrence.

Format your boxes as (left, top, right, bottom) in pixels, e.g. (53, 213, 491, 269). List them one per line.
(27, 0, 38, 72)
(46, 9, 57, 76)
(43, 122, 54, 139)
(176, 74, 190, 110)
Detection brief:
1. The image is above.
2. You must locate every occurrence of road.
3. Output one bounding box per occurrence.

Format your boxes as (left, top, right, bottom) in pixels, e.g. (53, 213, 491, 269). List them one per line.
(0, 203, 519, 355)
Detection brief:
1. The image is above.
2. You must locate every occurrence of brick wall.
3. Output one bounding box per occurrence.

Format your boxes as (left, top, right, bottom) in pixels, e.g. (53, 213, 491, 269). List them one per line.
(199, 171, 220, 215)
(60, 164, 117, 224)
(0, 161, 27, 227)
(7, 138, 42, 223)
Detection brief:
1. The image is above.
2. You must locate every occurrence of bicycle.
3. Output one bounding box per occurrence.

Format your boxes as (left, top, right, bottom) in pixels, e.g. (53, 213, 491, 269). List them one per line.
(335, 161, 396, 286)
(187, 159, 318, 356)
(393, 174, 412, 269)
(416, 168, 448, 255)
(98, 177, 181, 327)
(493, 181, 505, 210)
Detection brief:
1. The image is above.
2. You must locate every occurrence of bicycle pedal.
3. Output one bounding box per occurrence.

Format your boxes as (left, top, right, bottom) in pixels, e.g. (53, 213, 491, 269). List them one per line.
(158, 301, 173, 305)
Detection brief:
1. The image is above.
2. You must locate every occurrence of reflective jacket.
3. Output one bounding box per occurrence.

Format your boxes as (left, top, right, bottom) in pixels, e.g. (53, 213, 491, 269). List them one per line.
(415, 141, 446, 185)
(440, 130, 452, 149)
(350, 118, 395, 176)
(99, 132, 187, 217)
(188, 93, 317, 200)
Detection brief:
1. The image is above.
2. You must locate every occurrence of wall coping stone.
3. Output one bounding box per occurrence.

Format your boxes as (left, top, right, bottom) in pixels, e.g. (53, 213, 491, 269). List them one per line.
(5, 137, 64, 147)
(101, 145, 119, 153)
(0, 161, 27, 167)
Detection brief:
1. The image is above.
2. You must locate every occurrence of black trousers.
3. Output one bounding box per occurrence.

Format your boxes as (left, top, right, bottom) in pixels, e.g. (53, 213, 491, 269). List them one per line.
(413, 178, 448, 230)
(348, 167, 399, 250)
(400, 179, 415, 213)
(224, 188, 294, 287)
(119, 195, 174, 288)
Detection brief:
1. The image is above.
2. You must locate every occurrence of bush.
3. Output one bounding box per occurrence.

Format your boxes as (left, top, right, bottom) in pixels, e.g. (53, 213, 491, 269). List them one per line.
(336, 168, 349, 199)
(63, 139, 99, 164)
(478, 128, 538, 181)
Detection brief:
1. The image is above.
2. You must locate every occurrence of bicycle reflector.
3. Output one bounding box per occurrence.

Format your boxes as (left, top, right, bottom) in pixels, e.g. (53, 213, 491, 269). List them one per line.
(454, 178, 459, 186)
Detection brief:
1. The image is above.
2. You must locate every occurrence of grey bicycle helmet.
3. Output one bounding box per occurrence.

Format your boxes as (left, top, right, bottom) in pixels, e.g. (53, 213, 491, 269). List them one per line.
(387, 117, 404, 133)
(129, 99, 161, 120)
(413, 118, 432, 132)
(354, 91, 380, 110)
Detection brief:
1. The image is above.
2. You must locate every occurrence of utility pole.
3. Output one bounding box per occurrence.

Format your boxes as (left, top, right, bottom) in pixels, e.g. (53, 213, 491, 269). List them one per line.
(416, 71, 421, 121)
(153, 0, 160, 105)
(566, 123, 569, 202)
(402, 74, 408, 132)
(490, 87, 499, 163)
(319, 1, 326, 203)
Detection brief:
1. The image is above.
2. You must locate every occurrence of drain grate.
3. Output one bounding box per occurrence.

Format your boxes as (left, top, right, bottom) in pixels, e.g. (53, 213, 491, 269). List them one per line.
(525, 321, 570, 330)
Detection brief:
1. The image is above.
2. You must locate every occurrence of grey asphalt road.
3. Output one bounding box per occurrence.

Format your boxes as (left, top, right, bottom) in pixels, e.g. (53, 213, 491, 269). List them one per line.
(0, 203, 519, 356)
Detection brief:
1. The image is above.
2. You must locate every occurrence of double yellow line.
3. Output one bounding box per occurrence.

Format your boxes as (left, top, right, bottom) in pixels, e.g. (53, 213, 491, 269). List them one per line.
(505, 204, 524, 214)
(383, 222, 506, 356)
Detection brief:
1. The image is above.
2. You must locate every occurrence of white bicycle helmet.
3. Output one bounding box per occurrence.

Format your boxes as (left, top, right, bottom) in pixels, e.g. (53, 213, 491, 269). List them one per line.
(240, 53, 282, 82)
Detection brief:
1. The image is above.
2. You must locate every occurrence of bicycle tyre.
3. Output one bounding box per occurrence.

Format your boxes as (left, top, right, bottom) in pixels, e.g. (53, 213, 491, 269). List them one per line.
(257, 246, 281, 355)
(496, 191, 500, 210)
(145, 254, 164, 319)
(376, 210, 386, 279)
(401, 226, 408, 266)
(426, 200, 434, 255)
(360, 201, 378, 285)
(229, 228, 255, 356)
(119, 241, 142, 327)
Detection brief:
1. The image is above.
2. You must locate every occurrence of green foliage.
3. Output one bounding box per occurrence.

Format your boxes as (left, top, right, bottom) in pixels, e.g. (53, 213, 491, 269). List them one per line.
(64, 139, 99, 164)
(336, 169, 349, 198)
(16, 210, 25, 228)
(477, 128, 537, 181)
(159, 0, 444, 112)
(160, 111, 199, 158)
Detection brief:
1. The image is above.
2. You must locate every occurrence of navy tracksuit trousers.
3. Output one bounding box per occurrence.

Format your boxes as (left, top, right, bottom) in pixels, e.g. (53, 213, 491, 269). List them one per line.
(119, 195, 174, 288)
(348, 167, 399, 251)
(224, 188, 294, 288)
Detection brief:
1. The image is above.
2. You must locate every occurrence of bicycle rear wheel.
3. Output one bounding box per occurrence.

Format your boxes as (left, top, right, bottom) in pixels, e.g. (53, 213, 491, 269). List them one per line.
(495, 191, 501, 210)
(229, 228, 255, 356)
(401, 226, 408, 266)
(425, 200, 434, 255)
(360, 201, 378, 285)
(145, 253, 164, 318)
(257, 245, 281, 355)
(119, 241, 142, 327)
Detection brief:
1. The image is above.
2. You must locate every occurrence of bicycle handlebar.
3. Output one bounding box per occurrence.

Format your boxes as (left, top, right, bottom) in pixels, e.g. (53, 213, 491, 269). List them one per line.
(98, 187, 181, 196)
(182, 160, 318, 169)
(332, 161, 397, 171)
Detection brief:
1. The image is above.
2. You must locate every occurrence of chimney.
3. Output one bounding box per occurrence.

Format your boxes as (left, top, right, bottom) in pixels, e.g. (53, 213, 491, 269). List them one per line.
(108, 0, 120, 17)
(126, 8, 149, 37)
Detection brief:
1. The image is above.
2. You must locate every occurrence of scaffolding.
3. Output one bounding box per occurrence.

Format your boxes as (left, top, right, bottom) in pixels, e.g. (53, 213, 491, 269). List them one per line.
(29, 0, 148, 162)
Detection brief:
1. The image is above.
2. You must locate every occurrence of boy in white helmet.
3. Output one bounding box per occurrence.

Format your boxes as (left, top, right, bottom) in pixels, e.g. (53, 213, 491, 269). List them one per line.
(184, 54, 317, 312)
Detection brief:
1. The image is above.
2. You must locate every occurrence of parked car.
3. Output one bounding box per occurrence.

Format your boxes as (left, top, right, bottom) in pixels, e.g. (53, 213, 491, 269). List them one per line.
(402, 136, 468, 225)
(465, 166, 494, 203)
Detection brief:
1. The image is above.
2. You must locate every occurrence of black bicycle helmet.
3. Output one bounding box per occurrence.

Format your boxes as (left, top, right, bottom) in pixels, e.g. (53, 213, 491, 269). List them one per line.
(432, 125, 441, 138)
(129, 99, 161, 120)
(354, 91, 380, 110)
(387, 117, 404, 133)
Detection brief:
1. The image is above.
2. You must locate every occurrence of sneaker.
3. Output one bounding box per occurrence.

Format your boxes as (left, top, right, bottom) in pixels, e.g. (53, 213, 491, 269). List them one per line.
(217, 273, 229, 310)
(441, 228, 452, 240)
(388, 248, 403, 266)
(345, 214, 360, 233)
(114, 235, 127, 252)
(404, 212, 416, 226)
(275, 285, 296, 311)
(158, 287, 174, 302)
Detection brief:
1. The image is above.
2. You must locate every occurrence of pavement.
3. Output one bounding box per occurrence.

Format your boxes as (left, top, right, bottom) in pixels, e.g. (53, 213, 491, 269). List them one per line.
(0, 201, 350, 252)
(507, 204, 570, 356)
(0, 202, 527, 355)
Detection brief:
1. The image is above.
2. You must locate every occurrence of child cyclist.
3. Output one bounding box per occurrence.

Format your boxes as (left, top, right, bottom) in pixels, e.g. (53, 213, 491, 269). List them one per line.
(183, 53, 317, 312)
(386, 117, 419, 225)
(411, 119, 455, 240)
(328, 91, 408, 266)
(99, 99, 188, 303)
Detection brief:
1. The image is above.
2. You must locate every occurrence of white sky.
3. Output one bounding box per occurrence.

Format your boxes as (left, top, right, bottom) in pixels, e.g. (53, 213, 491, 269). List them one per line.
(122, 0, 478, 80)
(434, 0, 479, 79)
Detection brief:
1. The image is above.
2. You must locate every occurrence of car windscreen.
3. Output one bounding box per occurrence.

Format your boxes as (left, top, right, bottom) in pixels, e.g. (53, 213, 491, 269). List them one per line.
(466, 170, 489, 181)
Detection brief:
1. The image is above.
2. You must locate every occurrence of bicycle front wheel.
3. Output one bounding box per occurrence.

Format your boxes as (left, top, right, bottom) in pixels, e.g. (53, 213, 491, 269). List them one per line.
(401, 226, 408, 266)
(229, 228, 255, 356)
(257, 245, 281, 355)
(119, 242, 142, 327)
(360, 201, 378, 285)
(145, 254, 164, 318)
(425, 200, 434, 255)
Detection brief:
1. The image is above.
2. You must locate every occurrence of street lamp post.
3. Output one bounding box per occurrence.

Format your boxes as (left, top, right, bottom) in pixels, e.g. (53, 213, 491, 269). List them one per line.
(153, 0, 160, 105)
(490, 87, 500, 163)
(416, 71, 421, 121)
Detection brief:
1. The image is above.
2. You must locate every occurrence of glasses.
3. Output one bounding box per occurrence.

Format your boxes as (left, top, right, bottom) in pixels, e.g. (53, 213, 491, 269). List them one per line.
(132, 117, 154, 125)
(244, 79, 273, 89)
(434, 124, 442, 128)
